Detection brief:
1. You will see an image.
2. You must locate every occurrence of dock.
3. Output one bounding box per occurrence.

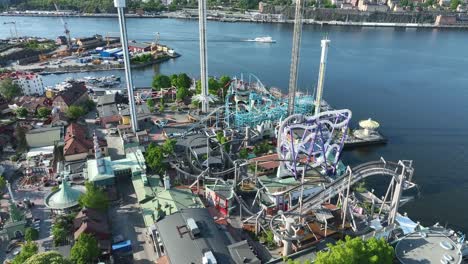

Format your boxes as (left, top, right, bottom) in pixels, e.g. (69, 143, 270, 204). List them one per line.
(343, 118, 387, 149)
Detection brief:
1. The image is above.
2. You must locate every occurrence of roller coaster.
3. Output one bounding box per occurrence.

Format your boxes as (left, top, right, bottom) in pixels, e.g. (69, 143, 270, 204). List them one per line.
(224, 74, 315, 129)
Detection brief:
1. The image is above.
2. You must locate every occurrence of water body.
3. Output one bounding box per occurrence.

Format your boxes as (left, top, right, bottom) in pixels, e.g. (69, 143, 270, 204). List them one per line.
(2, 16, 468, 232)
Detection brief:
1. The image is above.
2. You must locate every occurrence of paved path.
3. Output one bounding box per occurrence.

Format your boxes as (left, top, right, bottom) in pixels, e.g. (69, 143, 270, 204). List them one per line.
(109, 178, 156, 264)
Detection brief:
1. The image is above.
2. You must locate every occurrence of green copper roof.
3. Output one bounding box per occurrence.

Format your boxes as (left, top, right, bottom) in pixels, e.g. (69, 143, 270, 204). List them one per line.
(44, 180, 85, 210)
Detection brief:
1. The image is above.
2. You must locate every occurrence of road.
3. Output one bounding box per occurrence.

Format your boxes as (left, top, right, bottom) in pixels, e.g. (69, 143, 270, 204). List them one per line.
(109, 177, 156, 264)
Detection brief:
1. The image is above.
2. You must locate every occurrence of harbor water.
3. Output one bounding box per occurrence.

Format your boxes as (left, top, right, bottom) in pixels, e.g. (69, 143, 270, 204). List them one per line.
(1, 16, 468, 232)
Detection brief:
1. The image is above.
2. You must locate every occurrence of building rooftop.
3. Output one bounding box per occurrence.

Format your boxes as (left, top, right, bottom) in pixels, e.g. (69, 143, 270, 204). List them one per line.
(132, 174, 204, 227)
(97, 94, 116, 106)
(97, 103, 119, 118)
(395, 230, 463, 264)
(128, 42, 151, 49)
(44, 180, 85, 210)
(112, 149, 146, 177)
(227, 240, 261, 264)
(63, 123, 106, 156)
(258, 175, 300, 195)
(85, 156, 115, 183)
(155, 208, 235, 264)
(54, 81, 87, 107)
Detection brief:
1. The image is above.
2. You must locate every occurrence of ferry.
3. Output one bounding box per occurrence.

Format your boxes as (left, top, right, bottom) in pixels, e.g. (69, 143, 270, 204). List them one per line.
(244, 36, 276, 43)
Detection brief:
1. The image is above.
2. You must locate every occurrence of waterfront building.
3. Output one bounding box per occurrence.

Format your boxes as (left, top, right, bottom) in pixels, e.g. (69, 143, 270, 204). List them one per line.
(52, 81, 89, 112)
(0, 71, 44, 96)
(128, 42, 152, 53)
(44, 179, 85, 214)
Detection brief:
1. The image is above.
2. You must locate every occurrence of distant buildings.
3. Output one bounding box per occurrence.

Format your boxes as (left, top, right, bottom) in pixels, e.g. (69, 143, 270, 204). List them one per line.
(128, 42, 152, 53)
(75, 35, 104, 49)
(0, 71, 44, 96)
(358, 0, 389, 11)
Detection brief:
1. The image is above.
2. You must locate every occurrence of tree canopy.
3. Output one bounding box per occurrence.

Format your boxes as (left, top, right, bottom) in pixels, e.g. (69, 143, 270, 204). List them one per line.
(25, 227, 39, 241)
(0, 175, 6, 190)
(176, 73, 192, 89)
(70, 233, 100, 264)
(0, 77, 21, 100)
(51, 213, 75, 246)
(314, 236, 394, 264)
(16, 107, 28, 118)
(152, 74, 171, 90)
(24, 251, 71, 264)
(146, 98, 155, 110)
(65, 105, 86, 121)
(11, 241, 38, 264)
(145, 139, 176, 175)
(37, 107, 51, 118)
(78, 182, 109, 211)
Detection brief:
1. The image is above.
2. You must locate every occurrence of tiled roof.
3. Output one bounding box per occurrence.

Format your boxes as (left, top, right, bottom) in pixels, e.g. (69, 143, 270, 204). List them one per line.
(54, 82, 87, 107)
(63, 123, 106, 156)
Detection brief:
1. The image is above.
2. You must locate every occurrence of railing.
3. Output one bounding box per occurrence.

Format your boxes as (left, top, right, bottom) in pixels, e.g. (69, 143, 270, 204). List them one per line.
(288, 160, 413, 214)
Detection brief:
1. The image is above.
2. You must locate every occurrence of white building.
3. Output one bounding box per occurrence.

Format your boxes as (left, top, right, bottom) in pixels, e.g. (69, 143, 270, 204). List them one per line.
(0, 71, 45, 96)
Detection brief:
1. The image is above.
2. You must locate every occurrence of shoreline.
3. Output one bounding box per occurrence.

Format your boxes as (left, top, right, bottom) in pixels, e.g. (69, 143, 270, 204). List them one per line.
(2, 12, 468, 29)
(25, 53, 180, 75)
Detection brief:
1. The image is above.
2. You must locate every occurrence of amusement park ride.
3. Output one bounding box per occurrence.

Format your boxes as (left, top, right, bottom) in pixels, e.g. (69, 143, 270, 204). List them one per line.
(106, 0, 420, 258)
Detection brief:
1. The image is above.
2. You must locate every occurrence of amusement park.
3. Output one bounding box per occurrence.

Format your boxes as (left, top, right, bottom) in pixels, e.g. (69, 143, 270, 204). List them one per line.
(0, 0, 467, 262)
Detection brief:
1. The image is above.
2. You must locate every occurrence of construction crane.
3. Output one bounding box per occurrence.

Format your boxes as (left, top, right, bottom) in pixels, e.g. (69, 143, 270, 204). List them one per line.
(53, 2, 72, 50)
(287, 0, 306, 116)
(3, 22, 18, 39)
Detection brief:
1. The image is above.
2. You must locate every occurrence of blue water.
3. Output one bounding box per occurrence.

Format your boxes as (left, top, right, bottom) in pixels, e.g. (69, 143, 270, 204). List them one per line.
(2, 16, 468, 232)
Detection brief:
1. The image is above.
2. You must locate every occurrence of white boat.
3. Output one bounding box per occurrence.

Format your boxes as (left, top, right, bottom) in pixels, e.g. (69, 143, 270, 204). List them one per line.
(244, 36, 276, 43)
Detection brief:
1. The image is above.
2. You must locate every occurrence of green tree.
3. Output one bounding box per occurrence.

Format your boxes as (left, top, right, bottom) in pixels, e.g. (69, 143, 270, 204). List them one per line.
(146, 98, 155, 110)
(219, 75, 231, 89)
(51, 226, 68, 246)
(152, 74, 171, 90)
(145, 141, 175, 175)
(239, 148, 249, 159)
(65, 105, 86, 121)
(82, 99, 96, 112)
(0, 175, 6, 190)
(176, 73, 192, 89)
(176, 86, 189, 101)
(208, 77, 219, 95)
(24, 251, 71, 264)
(25, 227, 39, 241)
(37, 107, 51, 118)
(11, 241, 38, 264)
(450, 0, 460, 9)
(170, 74, 178, 87)
(70, 233, 100, 264)
(78, 182, 109, 211)
(162, 138, 176, 155)
(195, 79, 202, 94)
(315, 236, 394, 264)
(16, 107, 28, 118)
(51, 213, 75, 246)
(0, 77, 21, 100)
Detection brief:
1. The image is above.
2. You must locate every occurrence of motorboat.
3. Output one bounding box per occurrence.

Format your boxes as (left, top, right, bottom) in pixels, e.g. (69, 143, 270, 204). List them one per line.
(244, 36, 276, 43)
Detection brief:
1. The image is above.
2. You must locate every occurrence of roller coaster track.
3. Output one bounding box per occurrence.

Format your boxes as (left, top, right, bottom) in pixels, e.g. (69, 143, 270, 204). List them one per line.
(288, 160, 414, 214)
